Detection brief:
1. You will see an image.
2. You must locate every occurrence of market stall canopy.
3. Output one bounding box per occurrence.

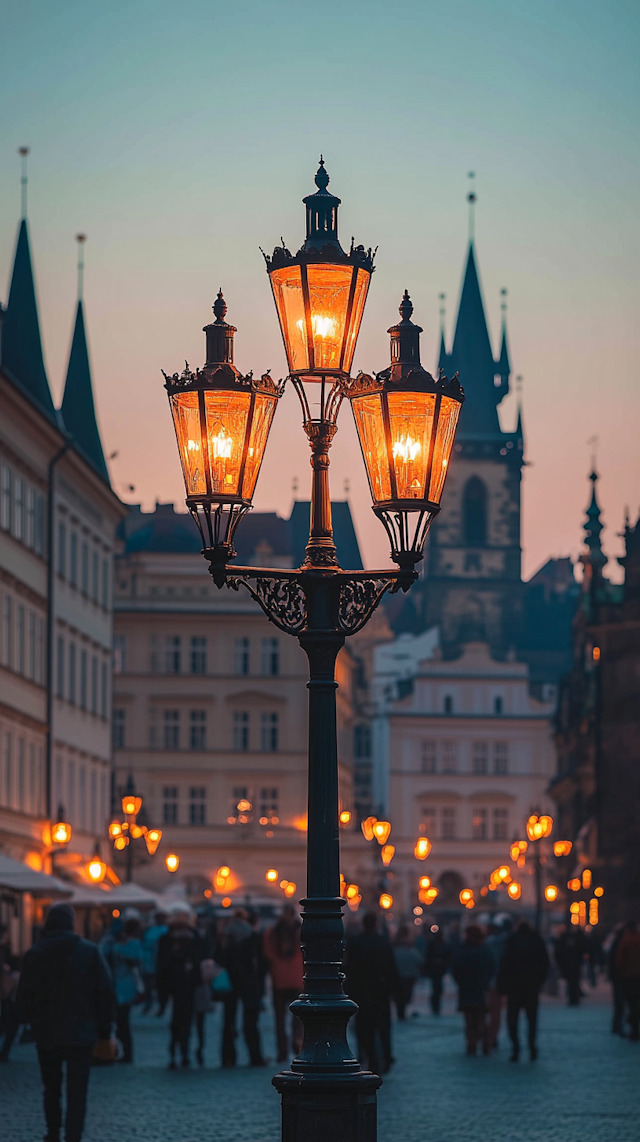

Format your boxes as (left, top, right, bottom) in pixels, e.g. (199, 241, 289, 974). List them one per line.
(0, 854, 72, 896)
(67, 881, 162, 908)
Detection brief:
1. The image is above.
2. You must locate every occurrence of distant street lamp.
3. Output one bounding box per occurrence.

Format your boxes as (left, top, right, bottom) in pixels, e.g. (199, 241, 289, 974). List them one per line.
(163, 158, 463, 1142)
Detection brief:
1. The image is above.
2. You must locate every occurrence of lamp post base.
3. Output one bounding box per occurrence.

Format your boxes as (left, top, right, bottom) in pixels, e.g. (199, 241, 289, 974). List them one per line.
(274, 1069, 381, 1142)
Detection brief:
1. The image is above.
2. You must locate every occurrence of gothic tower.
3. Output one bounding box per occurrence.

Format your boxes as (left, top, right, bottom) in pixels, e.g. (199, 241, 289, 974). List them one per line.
(421, 235, 524, 657)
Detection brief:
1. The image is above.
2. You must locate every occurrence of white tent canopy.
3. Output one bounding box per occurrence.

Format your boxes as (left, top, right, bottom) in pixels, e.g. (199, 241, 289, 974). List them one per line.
(0, 853, 72, 896)
(67, 881, 162, 908)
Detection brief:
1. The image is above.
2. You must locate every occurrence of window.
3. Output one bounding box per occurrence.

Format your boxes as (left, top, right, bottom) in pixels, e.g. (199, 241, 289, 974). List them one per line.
(165, 636, 181, 674)
(28, 743, 35, 815)
(113, 635, 126, 674)
(441, 807, 456, 839)
(421, 741, 437, 774)
(261, 637, 279, 676)
(1, 465, 10, 530)
(442, 741, 458, 773)
(233, 712, 249, 751)
(260, 712, 279, 752)
(493, 808, 508, 840)
(80, 650, 88, 709)
(28, 611, 36, 680)
(17, 738, 25, 810)
(90, 770, 97, 833)
(69, 643, 76, 704)
(163, 710, 180, 749)
(67, 759, 76, 821)
(81, 542, 89, 594)
(472, 742, 489, 775)
(190, 636, 207, 675)
(4, 733, 12, 807)
(25, 486, 35, 549)
(70, 532, 78, 587)
(57, 637, 65, 698)
(101, 662, 107, 718)
(58, 522, 67, 577)
(2, 594, 12, 667)
(189, 710, 206, 750)
(91, 656, 98, 715)
(189, 787, 206, 825)
(463, 476, 488, 547)
(79, 766, 86, 828)
(35, 495, 44, 556)
(12, 476, 24, 541)
(443, 695, 453, 714)
(494, 695, 503, 715)
(472, 807, 488, 840)
(92, 551, 99, 603)
(102, 560, 109, 608)
(36, 617, 44, 684)
(354, 724, 371, 758)
(419, 807, 437, 839)
(113, 709, 126, 750)
(234, 637, 250, 676)
(232, 785, 248, 804)
(17, 605, 25, 674)
(494, 742, 509, 775)
(259, 787, 279, 823)
(163, 786, 178, 825)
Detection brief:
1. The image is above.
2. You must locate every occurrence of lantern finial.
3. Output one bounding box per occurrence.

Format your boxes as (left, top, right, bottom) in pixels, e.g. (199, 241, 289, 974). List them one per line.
(213, 289, 227, 322)
(315, 156, 330, 192)
(399, 290, 413, 321)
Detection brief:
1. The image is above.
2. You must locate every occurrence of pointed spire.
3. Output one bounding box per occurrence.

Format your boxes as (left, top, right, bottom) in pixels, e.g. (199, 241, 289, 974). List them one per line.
(467, 171, 476, 241)
(1, 193, 56, 422)
(583, 467, 606, 568)
(19, 146, 29, 219)
(497, 288, 511, 379)
(437, 292, 449, 374)
(515, 374, 524, 438)
(60, 237, 110, 483)
(448, 242, 501, 436)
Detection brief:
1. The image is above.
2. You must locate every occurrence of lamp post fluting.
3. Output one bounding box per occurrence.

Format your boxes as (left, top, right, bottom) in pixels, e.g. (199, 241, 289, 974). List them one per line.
(163, 159, 463, 1142)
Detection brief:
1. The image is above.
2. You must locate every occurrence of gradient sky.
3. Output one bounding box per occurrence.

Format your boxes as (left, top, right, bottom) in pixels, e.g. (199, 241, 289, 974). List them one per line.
(1, 0, 638, 578)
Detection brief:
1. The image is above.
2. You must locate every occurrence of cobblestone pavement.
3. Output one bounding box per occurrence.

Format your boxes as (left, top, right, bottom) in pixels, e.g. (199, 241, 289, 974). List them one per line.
(1, 979, 638, 1142)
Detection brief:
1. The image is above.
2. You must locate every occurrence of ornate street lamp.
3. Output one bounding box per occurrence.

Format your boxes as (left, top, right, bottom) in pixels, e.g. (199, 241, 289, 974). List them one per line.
(163, 158, 463, 1142)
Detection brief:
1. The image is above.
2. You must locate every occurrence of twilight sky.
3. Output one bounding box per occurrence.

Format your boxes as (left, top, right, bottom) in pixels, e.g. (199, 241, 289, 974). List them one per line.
(1, 0, 638, 578)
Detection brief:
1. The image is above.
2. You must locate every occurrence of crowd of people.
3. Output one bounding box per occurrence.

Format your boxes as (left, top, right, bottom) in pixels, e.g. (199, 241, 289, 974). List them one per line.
(0, 903, 639, 1142)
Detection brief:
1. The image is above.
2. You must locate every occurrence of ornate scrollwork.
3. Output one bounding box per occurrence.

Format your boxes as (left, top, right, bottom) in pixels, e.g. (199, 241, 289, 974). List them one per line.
(231, 576, 307, 635)
(338, 577, 393, 635)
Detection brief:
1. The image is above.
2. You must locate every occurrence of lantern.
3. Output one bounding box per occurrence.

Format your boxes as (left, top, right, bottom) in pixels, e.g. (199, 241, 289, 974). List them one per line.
(164, 291, 284, 583)
(459, 889, 474, 905)
(264, 158, 374, 382)
(108, 820, 123, 840)
(545, 885, 558, 902)
(51, 817, 72, 847)
(554, 840, 572, 857)
(381, 844, 395, 867)
(145, 828, 162, 856)
(373, 821, 391, 845)
(218, 866, 230, 880)
(582, 868, 592, 889)
(122, 777, 142, 819)
(266, 868, 278, 883)
(284, 883, 297, 898)
(346, 884, 359, 899)
(361, 816, 377, 842)
(339, 810, 351, 825)
(165, 853, 179, 873)
(346, 292, 464, 571)
(88, 858, 106, 883)
(419, 876, 431, 890)
(414, 836, 432, 860)
(379, 893, 393, 910)
(507, 882, 522, 900)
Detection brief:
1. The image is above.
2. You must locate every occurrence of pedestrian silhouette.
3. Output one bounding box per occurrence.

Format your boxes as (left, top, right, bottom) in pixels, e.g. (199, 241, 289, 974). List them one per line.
(215, 908, 267, 1067)
(425, 928, 450, 1015)
(497, 920, 549, 1061)
(392, 925, 422, 1020)
(451, 925, 494, 1056)
(554, 925, 587, 1005)
(615, 920, 640, 1041)
(16, 903, 114, 1142)
(264, 904, 304, 1062)
(157, 903, 204, 1068)
(344, 911, 399, 1074)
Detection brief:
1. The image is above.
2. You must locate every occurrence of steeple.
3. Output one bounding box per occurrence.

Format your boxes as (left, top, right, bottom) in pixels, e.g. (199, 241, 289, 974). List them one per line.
(60, 236, 110, 484)
(1, 150, 56, 423)
(583, 468, 606, 570)
(496, 288, 510, 382)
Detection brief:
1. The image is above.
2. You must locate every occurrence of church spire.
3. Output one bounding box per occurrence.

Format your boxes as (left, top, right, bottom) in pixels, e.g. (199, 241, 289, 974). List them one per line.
(60, 236, 110, 484)
(0, 148, 56, 423)
(583, 467, 606, 569)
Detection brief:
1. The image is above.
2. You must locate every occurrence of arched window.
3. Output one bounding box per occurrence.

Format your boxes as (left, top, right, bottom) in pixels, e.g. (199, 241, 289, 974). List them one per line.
(463, 477, 488, 547)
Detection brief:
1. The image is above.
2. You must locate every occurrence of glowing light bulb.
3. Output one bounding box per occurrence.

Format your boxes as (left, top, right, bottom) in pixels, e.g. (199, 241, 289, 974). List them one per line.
(379, 893, 393, 910)
(392, 435, 421, 463)
(266, 868, 278, 883)
(88, 859, 106, 883)
(414, 837, 431, 860)
(187, 439, 200, 451)
(545, 885, 558, 902)
(165, 853, 179, 872)
(211, 425, 233, 459)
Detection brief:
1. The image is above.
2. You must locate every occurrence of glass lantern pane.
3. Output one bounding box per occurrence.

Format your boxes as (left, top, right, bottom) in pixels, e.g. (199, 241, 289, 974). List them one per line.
(170, 392, 207, 496)
(387, 391, 437, 500)
(428, 395, 461, 504)
(270, 265, 309, 374)
(352, 394, 391, 503)
(342, 268, 371, 374)
(203, 390, 251, 497)
(306, 263, 353, 373)
(242, 393, 278, 500)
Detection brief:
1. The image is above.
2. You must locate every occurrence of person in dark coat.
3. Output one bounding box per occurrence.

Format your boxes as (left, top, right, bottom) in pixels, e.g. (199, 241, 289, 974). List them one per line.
(16, 903, 114, 1142)
(554, 925, 587, 1005)
(425, 929, 450, 1016)
(0, 922, 21, 1061)
(157, 904, 204, 1068)
(615, 920, 640, 1041)
(497, 920, 549, 1062)
(451, 925, 494, 1056)
(215, 909, 267, 1067)
(344, 911, 399, 1074)
(607, 923, 627, 1035)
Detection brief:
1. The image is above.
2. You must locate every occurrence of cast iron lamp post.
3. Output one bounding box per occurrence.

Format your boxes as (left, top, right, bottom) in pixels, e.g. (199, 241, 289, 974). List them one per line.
(163, 159, 464, 1142)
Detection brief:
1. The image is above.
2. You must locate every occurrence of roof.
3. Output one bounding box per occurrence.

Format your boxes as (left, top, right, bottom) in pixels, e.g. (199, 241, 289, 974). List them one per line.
(60, 301, 110, 484)
(0, 853, 72, 896)
(1, 219, 57, 424)
(289, 500, 363, 570)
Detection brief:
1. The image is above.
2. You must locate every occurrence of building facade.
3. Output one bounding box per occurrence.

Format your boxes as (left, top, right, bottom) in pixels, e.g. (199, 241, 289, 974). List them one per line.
(112, 502, 359, 901)
(363, 638, 556, 916)
(0, 207, 124, 876)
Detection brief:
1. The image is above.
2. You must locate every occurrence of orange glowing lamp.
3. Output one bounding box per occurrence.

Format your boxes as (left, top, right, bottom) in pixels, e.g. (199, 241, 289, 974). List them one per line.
(510, 843, 521, 862)
(418, 876, 431, 890)
(545, 885, 559, 902)
(373, 821, 391, 845)
(222, 896, 232, 908)
(553, 840, 572, 857)
(346, 292, 464, 571)
(265, 159, 373, 383)
(284, 883, 297, 898)
(218, 866, 230, 880)
(346, 884, 359, 900)
(361, 816, 377, 842)
(422, 887, 439, 904)
(497, 866, 511, 882)
(348, 893, 362, 912)
(379, 893, 393, 910)
(164, 292, 284, 578)
(507, 882, 522, 900)
(567, 878, 581, 892)
(414, 837, 432, 860)
(381, 844, 395, 867)
(145, 828, 162, 856)
(582, 869, 592, 889)
(459, 889, 474, 905)
(87, 858, 106, 883)
(594, 886, 604, 898)
(129, 823, 146, 840)
(51, 818, 72, 846)
(165, 853, 179, 873)
(108, 821, 123, 840)
(266, 868, 278, 883)
(114, 835, 129, 850)
(339, 810, 352, 826)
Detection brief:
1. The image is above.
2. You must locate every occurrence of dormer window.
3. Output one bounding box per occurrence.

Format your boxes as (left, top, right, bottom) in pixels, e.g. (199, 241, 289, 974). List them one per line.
(444, 695, 453, 714)
(494, 696, 503, 714)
